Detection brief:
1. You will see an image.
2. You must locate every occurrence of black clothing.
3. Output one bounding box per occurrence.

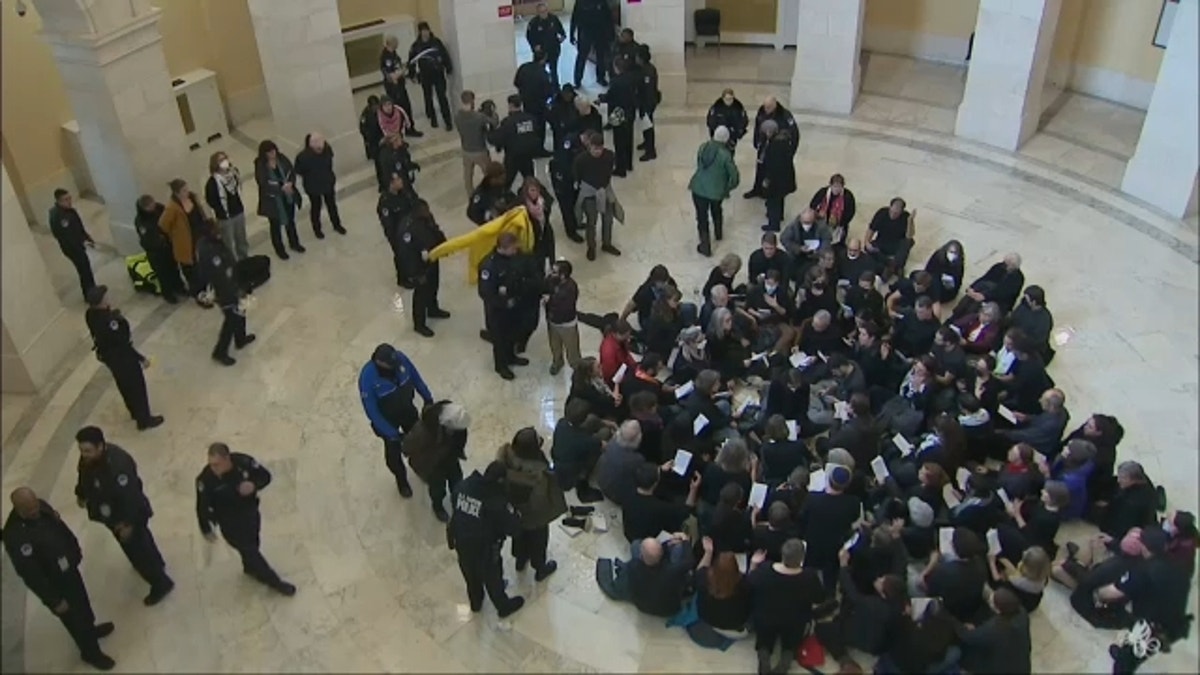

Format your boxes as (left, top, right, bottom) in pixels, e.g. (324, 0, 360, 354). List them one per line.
(136, 203, 186, 301)
(409, 36, 453, 128)
(838, 567, 905, 655)
(707, 97, 750, 143)
(801, 491, 862, 587)
(760, 440, 811, 484)
(696, 567, 752, 630)
(195, 452, 285, 587)
(747, 249, 792, 286)
(573, 148, 616, 188)
(447, 470, 521, 612)
(359, 103, 383, 161)
(526, 14, 567, 67)
(85, 307, 154, 424)
(759, 135, 797, 198)
(3, 500, 108, 660)
(379, 47, 417, 130)
(892, 313, 940, 358)
(924, 558, 988, 622)
(294, 144, 341, 235)
(868, 208, 909, 255)
(377, 141, 420, 193)
(467, 183, 519, 226)
(955, 609, 1032, 674)
(708, 506, 753, 553)
(622, 491, 690, 542)
(570, 0, 616, 85)
(967, 262, 1026, 313)
(401, 214, 447, 329)
(378, 187, 420, 284)
(1100, 482, 1159, 540)
(478, 250, 539, 370)
(515, 60, 555, 117)
(253, 157, 302, 256)
(629, 543, 692, 617)
(49, 205, 96, 296)
(925, 251, 964, 304)
(196, 234, 240, 308)
(605, 70, 639, 172)
(490, 111, 542, 185)
(752, 105, 800, 154)
(748, 565, 825, 653)
(551, 418, 603, 491)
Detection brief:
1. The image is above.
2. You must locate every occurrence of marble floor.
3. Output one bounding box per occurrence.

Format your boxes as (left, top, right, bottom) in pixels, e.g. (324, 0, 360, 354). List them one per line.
(3, 44, 1198, 675)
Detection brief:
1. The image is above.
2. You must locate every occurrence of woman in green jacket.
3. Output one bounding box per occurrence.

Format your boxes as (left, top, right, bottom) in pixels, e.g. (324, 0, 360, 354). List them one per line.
(688, 125, 741, 257)
(498, 427, 567, 582)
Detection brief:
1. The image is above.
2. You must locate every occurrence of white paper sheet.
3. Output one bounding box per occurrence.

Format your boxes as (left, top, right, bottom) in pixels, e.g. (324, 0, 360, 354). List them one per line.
(871, 456, 889, 481)
(834, 400, 851, 422)
(672, 449, 692, 475)
(997, 405, 1018, 424)
(789, 351, 804, 368)
(734, 396, 752, 417)
(666, 347, 680, 369)
(674, 380, 695, 400)
(893, 433, 914, 456)
(808, 469, 827, 492)
(749, 483, 768, 509)
(842, 531, 860, 551)
(939, 527, 955, 557)
(986, 528, 1002, 556)
(956, 467, 972, 492)
(911, 597, 932, 619)
(612, 363, 628, 384)
(786, 420, 799, 441)
(692, 414, 710, 435)
(943, 483, 961, 508)
(751, 351, 770, 364)
(818, 351, 829, 362)
(804, 239, 820, 251)
(837, 279, 852, 288)
(997, 487, 1013, 510)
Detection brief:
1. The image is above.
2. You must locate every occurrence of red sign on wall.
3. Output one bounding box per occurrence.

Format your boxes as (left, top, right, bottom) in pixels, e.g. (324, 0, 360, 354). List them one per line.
(499, 5, 514, 18)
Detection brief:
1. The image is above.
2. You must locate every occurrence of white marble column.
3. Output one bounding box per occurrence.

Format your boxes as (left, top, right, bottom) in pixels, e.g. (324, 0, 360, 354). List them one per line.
(622, 0, 687, 105)
(438, 0, 520, 111)
(33, 0, 188, 254)
(1122, 0, 1199, 219)
(1, 165, 79, 394)
(248, 0, 360, 174)
(790, 0, 866, 114)
(955, 0, 1061, 151)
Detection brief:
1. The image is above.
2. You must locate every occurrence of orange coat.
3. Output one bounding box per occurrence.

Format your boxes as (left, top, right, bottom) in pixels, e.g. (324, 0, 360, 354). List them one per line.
(159, 195, 202, 264)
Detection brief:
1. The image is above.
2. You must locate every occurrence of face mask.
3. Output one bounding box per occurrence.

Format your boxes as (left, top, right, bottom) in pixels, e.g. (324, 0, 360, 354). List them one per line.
(218, 159, 231, 171)
(696, 340, 707, 351)
(1163, 520, 1175, 535)
(946, 252, 958, 262)
(847, 252, 859, 260)
(723, 96, 734, 105)
(764, 283, 777, 294)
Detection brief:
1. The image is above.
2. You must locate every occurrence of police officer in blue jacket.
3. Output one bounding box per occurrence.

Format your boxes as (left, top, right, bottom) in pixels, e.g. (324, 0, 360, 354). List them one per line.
(359, 343, 434, 497)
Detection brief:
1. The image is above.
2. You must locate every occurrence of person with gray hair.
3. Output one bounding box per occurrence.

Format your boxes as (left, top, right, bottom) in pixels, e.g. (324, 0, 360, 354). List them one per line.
(999, 387, 1069, 458)
(747, 537, 824, 673)
(953, 300, 1005, 355)
(758, 116, 798, 233)
(746, 95, 799, 199)
(952, 251, 1026, 322)
(595, 419, 647, 506)
(379, 35, 422, 137)
(688, 124, 741, 255)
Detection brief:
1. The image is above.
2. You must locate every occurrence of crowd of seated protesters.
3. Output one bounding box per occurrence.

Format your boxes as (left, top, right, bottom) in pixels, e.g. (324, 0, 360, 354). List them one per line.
(554, 184, 1190, 674)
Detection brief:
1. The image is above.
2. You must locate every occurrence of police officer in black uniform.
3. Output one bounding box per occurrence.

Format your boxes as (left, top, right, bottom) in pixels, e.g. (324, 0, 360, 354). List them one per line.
(3, 487, 116, 670)
(478, 232, 532, 380)
(377, 133, 421, 194)
(745, 97, 800, 199)
(549, 126, 583, 243)
(73, 426, 174, 605)
(526, 2, 567, 87)
(514, 47, 556, 149)
(613, 28, 640, 77)
(408, 21, 455, 130)
(570, 0, 616, 87)
(195, 443, 296, 596)
(84, 285, 164, 431)
(197, 224, 256, 367)
(378, 171, 421, 288)
(488, 95, 542, 190)
(401, 199, 450, 337)
(379, 36, 423, 137)
(635, 45, 660, 162)
(447, 461, 525, 617)
(467, 162, 519, 226)
(601, 55, 639, 176)
(48, 188, 97, 300)
(134, 195, 185, 303)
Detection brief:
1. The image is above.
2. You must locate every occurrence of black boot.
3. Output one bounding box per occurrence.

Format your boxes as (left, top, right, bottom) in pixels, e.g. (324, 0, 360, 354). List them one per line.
(697, 235, 712, 257)
(713, 220, 724, 241)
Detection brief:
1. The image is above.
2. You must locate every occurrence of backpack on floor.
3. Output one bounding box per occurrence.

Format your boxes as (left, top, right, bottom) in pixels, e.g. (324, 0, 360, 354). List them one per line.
(234, 255, 271, 292)
(125, 253, 161, 295)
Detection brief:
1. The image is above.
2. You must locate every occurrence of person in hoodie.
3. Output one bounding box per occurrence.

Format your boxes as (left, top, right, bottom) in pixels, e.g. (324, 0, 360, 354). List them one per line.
(293, 133, 345, 239)
(688, 125, 740, 256)
(204, 151, 249, 261)
(707, 89, 749, 147)
(402, 400, 468, 522)
(497, 427, 565, 582)
(133, 195, 185, 303)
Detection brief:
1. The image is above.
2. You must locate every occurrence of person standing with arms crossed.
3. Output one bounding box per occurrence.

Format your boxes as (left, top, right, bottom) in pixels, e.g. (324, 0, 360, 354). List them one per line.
(48, 188, 97, 300)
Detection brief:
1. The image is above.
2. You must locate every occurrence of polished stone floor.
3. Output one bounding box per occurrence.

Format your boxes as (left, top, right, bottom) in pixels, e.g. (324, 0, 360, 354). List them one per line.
(3, 45, 1197, 674)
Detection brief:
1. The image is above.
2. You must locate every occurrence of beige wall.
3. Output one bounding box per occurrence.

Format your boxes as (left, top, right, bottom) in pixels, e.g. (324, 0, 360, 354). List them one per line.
(865, 0, 980, 37)
(1072, 0, 1164, 80)
(337, 0, 439, 27)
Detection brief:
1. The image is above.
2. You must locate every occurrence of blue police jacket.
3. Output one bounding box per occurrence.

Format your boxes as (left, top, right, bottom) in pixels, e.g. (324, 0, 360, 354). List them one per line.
(358, 349, 433, 439)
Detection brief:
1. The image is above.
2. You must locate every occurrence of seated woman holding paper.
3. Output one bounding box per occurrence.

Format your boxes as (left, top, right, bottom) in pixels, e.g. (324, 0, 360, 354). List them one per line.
(758, 415, 815, 485)
(700, 437, 754, 509)
(706, 307, 754, 381)
(923, 240, 965, 308)
(996, 479, 1067, 563)
(743, 269, 796, 356)
(669, 326, 711, 386)
(762, 368, 826, 441)
(567, 357, 622, 421)
(816, 392, 880, 468)
(917, 526, 989, 623)
(950, 301, 1004, 356)
(873, 355, 937, 437)
(702, 253, 744, 301)
(945, 471, 1005, 537)
(986, 544, 1050, 612)
(643, 288, 688, 362)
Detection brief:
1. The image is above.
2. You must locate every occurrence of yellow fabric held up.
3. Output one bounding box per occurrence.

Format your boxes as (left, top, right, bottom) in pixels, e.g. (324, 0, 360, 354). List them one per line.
(428, 206, 535, 285)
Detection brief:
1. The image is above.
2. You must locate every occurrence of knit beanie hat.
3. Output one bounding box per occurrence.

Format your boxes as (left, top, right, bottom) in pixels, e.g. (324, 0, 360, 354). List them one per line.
(713, 125, 731, 143)
(828, 465, 852, 491)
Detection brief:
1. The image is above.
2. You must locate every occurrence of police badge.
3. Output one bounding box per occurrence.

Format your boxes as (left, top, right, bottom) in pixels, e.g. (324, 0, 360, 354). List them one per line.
(99, 504, 111, 518)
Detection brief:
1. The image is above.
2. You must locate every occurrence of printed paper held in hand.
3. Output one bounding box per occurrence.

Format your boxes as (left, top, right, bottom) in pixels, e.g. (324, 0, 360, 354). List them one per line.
(804, 239, 820, 251)
(751, 351, 770, 364)
(692, 413, 710, 435)
(734, 396, 753, 417)
(790, 351, 816, 369)
(808, 469, 827, 492)
(893, 433, 914, 456)
(870, 456, 889, 482)
(938, 527, 955, 557)
(786, 420, 799, 441)
(834, 400, 851, 422)
(986, 528, 1002, 556)
(997, 487, 1013, 510)
(911, 597, 932, 619)
(941, 273, 955, 287)
(672, 449, 692, 476)
(956, 467, 972, 492)
(842, 531, 860, 551)
(997, 405, 1018, 424)
(749, 483, 769, 510)
(612, 363, 628, 384)
(942, 483, 961, 508)
(674, 380, 695, 400)
(667, 347, 680, 369)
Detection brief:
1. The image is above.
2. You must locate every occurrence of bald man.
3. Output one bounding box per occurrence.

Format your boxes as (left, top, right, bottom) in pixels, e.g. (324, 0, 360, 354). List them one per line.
(627, 534, 693, 617)
(294, 132, 345, 238)
(3, 487, 116, 670)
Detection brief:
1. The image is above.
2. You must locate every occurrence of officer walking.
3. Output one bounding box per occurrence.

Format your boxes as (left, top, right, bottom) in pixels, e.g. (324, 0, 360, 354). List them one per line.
(84, 285, 164, 431)
(195, 443, 296, 596)
(514, 47, 556, 149)
(48, 188, 98, 300)
(635, 45, 661, 162)
(73, 426, 174, 605)
(570, 0, 616, 87)
(526, 2, 567, 87)
(549, 122, 583, 244)
(359, 343, 435, 497)
(479, 232, 533, 380)
(603, 55, 639, 176)
(489, 95, 542, 190)
(446, 461, 525, 618)
(3, 487, 117, 671)
(401, 200, 451, 337)
(197, 223, 256, 367)
(378, 171, 421, 288)
(379, 36, 423, 137)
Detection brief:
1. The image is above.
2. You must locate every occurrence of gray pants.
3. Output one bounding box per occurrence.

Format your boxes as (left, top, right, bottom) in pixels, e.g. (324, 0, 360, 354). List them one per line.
(547, 322, 582, 370)
(580, 197, 614, 250)
(218, 213, 249, 261)
(462, 150, 490, 197)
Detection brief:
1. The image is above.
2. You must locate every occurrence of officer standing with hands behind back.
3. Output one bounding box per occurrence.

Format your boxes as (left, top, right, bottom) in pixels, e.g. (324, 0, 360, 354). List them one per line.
(479, 232, 533, 381)
(359, 343, 435, 497)
(3, 487, 117, 671)
(74, 426, 174, 606)
(447, 461, 526, 618)
(196, 443, 296, 596)
(85, 285, 164, 431)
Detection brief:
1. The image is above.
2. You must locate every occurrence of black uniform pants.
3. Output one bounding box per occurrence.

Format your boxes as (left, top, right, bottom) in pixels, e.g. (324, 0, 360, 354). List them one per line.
(384, 80, 417, 131)
(420, 74, 453, 128)
(412, 264, 442, 329)
(213, 307, 248, 358)
(612, 122, 634, 172)
(551, 166, 580, 234)
(104, 353, 151, 423)
(115, 521, 170, 589)
(574, 33, 610, 85)
(516, 301, 540, 352)
(382, 436, 412, 490)
(486, 307, 518, 369)
(146, 247, 184, 300)
(456, 541, 513, 611)
(546, 48, 562, 87)
(179, 263, 202, 297)
(504, 154, 536, 191)
(219, 510, 282, 586)
(53, 567, 103, 658)
(268, 213, 301, 256)
(429, 460, 464, 509)
(640, 109, 657, 154)
(512, 525, 550, 571)
(308, 191, 341, 234)
(62, 246, 96, 298)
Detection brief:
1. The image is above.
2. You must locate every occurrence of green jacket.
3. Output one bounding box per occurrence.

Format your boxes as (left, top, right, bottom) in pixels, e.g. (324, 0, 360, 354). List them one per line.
(687, 140, 740, 201)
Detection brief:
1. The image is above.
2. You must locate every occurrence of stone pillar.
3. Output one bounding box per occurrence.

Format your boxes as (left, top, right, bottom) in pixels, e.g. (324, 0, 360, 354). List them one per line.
(622, 0, 687, 105)
(1122, 0, 1199, 220)
(33, 0, 189, 254)
(437, 0, 520, 109)
(790, 0, 866, 114)
(247, 0, 360, 174)
(955, 0, 1061, 151)
(1, 165, 79, 394)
